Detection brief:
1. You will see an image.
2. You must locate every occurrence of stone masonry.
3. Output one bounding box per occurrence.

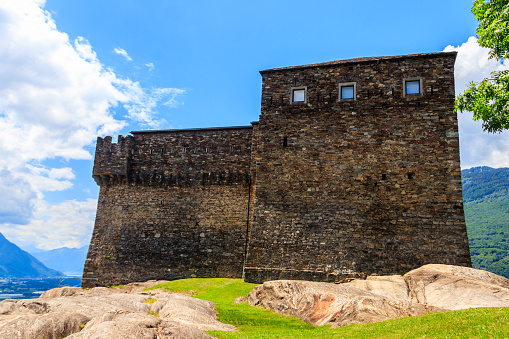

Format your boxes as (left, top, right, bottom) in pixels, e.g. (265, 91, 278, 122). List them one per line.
(82, 51, 471, 287)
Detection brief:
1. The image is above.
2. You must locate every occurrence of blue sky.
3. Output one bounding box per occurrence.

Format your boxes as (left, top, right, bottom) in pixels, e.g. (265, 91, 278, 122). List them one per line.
(0, 0, 508, 251)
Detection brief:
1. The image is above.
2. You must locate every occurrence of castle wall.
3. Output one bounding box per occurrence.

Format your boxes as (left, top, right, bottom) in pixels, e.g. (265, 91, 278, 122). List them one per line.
(83, 127, 253, 287)
(243, 52, 471, 283)
(84, 52, 472, 287)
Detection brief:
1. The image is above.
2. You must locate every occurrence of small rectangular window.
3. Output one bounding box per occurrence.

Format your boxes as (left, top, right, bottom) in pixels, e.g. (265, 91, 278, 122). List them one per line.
(341, 85, 354, 99)
(291, 87, 307, 103)
(403, 78, 423, 97)
(406, 80, 420, 95)
(338, 82, 356, 101)
(293, 89, 305, 102)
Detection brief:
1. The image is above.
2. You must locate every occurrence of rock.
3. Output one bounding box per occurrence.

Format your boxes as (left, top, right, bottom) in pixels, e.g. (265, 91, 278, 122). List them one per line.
(157, 320, 216, 339)
(247, 280, 430, 328)
(0, 283, 235, 339)
(233, 296, 247, 304)
(0, 312, 89, 339)
(66, 310, 161, 339)
(404, 264, 509, 310)
(342, 275, 410, 301)
(246, 265, 509, 328)
(157, 293, 236, 332)
(40, 286, 83, 298)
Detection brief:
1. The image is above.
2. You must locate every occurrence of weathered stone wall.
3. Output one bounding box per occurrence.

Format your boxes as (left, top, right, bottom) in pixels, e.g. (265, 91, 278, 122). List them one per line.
(243, 52, 471, 283)
(84, 52, 471, 287)
(83, 127, 253, 287)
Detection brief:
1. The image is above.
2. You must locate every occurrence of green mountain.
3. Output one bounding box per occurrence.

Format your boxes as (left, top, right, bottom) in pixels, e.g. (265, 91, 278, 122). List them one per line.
(462, 166, 509, 278)
(0, 233, 63, 278)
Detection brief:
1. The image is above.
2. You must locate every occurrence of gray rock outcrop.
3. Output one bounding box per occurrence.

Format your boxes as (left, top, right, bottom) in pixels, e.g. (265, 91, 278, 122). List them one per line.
(246, 279, 432, 328)
(246, 264, 509, 328)
(0, 280, 234, 339)
(404, 264, 509, 310)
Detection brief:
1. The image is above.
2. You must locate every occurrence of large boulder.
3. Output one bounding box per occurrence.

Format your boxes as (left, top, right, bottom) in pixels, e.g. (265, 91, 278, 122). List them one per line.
(404, 264, 509, 310)
(247, 280, 430, 328)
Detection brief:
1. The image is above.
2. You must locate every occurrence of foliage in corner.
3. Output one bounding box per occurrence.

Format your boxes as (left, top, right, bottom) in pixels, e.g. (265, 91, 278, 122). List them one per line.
(474, 0, 509, 60)
(455, 0, 509, 133)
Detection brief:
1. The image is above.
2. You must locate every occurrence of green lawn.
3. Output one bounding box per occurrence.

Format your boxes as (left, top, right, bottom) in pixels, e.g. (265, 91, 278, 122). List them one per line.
(148, 278, 509, 338)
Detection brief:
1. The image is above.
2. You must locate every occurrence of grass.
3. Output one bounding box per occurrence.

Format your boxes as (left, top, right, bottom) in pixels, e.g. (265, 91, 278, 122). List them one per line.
(148, 278, 509, 338)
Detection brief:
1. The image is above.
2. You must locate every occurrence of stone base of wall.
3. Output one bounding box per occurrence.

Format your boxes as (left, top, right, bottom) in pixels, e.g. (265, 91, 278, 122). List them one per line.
(243, 267, 366, 284)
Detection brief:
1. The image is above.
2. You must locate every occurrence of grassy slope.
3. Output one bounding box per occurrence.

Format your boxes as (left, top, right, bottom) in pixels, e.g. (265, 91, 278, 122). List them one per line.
(148, 278, 509, 339)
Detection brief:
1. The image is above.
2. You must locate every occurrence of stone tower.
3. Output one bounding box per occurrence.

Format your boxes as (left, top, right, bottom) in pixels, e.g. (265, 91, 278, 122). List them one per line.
(243, 51, 471, 282)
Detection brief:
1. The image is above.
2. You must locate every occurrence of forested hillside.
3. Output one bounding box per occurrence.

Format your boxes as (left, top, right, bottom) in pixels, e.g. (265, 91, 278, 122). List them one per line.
(462, 167, 509, 279)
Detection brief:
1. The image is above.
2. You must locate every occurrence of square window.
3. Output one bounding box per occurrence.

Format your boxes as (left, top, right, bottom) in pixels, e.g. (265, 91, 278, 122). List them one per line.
(405, 79, 421, 95)
(338, 82, 356, 101)
(341, 85, 354, 99)
(292, 88, 305, 102)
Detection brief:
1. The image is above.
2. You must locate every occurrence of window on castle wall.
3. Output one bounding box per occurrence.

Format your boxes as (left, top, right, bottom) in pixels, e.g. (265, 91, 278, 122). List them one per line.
(338, 82, 356, 100)
(291, 87, 306, 103)
(341, 86, 354, 99)
(403, 78, 423, 97)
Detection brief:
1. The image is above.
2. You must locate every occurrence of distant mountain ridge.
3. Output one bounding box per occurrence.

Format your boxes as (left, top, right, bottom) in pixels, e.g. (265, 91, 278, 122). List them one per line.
(462, 166, 509, 203)
(31, 246, 88, 276)
(462, 166, 509, 279)
(0, 233, 62, 278)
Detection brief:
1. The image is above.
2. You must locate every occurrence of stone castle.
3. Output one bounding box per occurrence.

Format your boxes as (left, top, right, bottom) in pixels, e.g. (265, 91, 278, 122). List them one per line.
(82, 51, 471, 287)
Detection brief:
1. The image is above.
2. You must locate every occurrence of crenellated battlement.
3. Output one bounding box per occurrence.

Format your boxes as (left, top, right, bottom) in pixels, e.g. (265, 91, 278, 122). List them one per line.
(92, 135, 134, 186)
(92, 127, 254, 187)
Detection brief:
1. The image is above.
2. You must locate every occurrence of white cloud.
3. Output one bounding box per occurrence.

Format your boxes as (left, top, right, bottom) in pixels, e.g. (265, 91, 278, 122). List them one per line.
(0, 198, 97, 250)
(444, 37, 509, 169)
(0, 0, 184, 249)
(116, 80, 185, 128)
(114, 47, 132, 61)
(145, 62, 155, 71)
(24, 165, 74, 192)
(0, 170, 36, 225)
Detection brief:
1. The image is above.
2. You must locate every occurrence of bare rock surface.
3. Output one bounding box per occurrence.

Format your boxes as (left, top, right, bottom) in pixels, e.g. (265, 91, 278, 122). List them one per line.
(0, 312, 88, 339)
(342, 275, 410, 301)
(247, 280, 429, 328)
(404, 264, 509, 310)
(0, 280, 234, 339)
(247, 264, 509, 328)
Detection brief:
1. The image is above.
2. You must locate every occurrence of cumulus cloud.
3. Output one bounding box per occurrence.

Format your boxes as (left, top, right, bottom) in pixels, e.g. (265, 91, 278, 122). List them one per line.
(0, 170, 37, 225)
(145, 62, 155, 71)
(444, 37, 509, 169)
(114, 47, 132, 61)
(0, 0, 184, 249)
(0, 198, 97, 250)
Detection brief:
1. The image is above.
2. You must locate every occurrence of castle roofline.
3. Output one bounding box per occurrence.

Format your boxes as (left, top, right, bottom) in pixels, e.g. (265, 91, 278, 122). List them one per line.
(260, 51, 458, 74)
(131, 125, 254, 135)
